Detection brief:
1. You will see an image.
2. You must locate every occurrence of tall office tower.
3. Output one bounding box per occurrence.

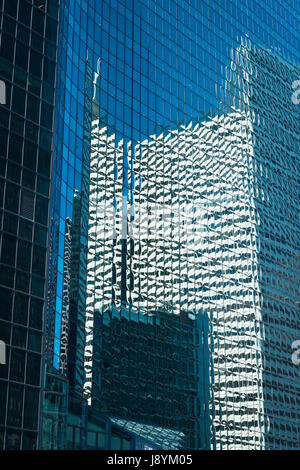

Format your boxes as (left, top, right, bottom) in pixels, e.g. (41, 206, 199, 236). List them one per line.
(1, 0, 299, 451)
(42, 0, 300, 451)
(0, 0, 59, 450)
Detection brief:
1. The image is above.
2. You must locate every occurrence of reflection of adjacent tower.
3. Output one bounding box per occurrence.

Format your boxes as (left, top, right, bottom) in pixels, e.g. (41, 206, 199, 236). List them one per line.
(226, 39, 300, 449)
(134, 114, 264, 450)
(137, 111, 266, 449)
(83, 39, 299, 450)
(50, 191, 88, 388)
(84, 105, 263, 450)
(100, 309, 211, 450)
(84, 120, 117, 402)
(66, 192, 87, 392)
(84, 110, 213, 448)
(192, 39, 300, 450)
(193, 110, 265, 450)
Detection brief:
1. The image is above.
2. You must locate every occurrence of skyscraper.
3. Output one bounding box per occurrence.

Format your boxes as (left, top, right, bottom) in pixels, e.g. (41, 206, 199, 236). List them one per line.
(0, 0, 59, 449)
(0, 0, 299, 450)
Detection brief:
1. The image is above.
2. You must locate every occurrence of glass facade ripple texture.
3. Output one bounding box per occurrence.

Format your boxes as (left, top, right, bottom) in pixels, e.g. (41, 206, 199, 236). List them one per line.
(41, 0, 299, 450)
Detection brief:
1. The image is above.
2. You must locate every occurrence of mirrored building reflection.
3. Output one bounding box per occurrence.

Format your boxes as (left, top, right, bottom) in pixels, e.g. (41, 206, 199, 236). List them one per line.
(43, 34, 299, 450)
(226, 39, 300, 450)
(1, 0, 299, 451)
(43, 0, 300, 446)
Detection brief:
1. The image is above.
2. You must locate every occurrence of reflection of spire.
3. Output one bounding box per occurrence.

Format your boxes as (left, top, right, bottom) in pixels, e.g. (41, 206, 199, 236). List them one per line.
(93, 57, 101, 103)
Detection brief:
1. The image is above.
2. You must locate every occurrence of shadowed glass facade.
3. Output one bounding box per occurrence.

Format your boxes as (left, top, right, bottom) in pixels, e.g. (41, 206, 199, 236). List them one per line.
(0, 0, 59, 449)
(0, 0, 299, 450)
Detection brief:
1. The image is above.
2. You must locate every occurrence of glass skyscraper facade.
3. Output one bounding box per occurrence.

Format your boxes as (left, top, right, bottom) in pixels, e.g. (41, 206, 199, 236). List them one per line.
(0, 0, 299, 450)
